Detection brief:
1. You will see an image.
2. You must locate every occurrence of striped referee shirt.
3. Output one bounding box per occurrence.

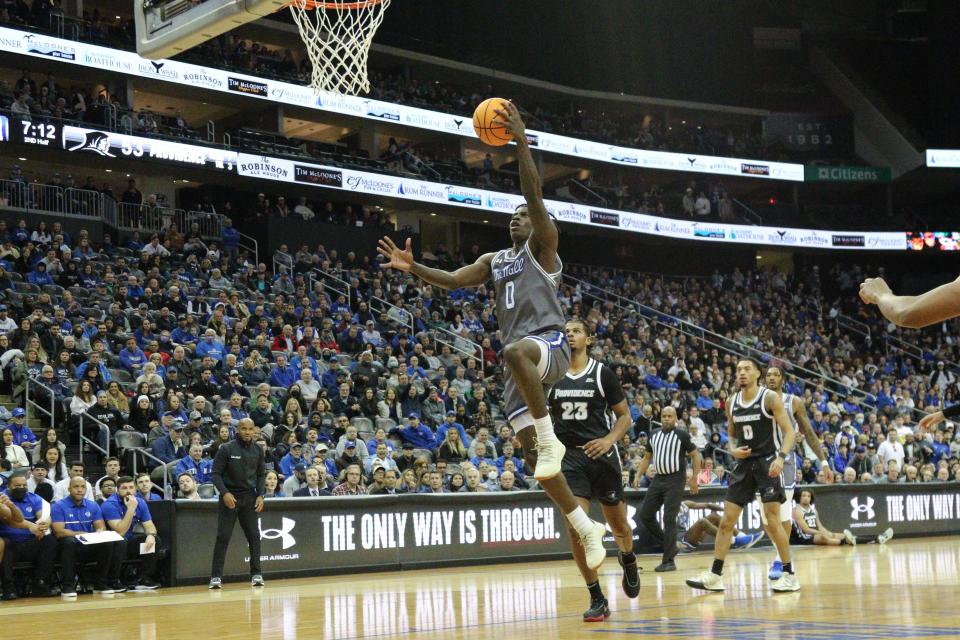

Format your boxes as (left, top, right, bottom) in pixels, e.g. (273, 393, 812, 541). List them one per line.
(649, 427, 696, 475)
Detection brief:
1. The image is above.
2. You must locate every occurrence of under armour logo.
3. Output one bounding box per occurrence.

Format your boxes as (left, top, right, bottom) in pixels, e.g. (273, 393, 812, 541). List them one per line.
(607, 504, 637, 532)
(259, 517, 296, 549)
(850, 497, 875, 520)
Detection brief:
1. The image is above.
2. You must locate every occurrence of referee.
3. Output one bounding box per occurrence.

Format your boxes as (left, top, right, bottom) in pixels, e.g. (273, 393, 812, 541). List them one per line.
(209, 418, 266, 589)
(636, 406, 702, 572)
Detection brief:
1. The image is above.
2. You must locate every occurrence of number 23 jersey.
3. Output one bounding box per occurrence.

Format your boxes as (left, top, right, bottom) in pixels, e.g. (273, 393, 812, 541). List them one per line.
(548, 358, 625, 448)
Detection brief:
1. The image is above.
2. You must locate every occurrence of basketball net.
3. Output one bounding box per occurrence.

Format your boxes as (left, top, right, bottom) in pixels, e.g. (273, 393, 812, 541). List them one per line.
(287, 0, 392, 96)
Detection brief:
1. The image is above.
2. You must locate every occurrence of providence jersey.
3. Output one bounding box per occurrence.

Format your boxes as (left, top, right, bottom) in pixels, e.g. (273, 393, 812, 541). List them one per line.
(781, 392, 800, 489)
(490, 240, 565, 344)
(731, 386, 777, 458)
(793, 503, 817, 539)
(549, 359, 625, 448)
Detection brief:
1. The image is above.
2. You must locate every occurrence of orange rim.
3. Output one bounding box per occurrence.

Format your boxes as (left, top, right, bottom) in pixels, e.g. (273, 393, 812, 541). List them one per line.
(287, 0, 384, 9)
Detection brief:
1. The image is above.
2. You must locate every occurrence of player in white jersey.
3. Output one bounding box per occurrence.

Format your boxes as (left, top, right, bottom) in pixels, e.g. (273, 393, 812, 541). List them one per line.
(792, 489, 893, 546)
(761, 367, 833, 579)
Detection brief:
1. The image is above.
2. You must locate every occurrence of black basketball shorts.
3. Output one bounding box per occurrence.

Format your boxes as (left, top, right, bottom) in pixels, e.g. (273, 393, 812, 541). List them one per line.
(561, 445, 623, 506)
(725, 454, 785, 507)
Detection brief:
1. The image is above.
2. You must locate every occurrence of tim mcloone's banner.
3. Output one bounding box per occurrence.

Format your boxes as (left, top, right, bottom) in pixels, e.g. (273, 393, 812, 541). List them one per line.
(0, 112, 905, 250)
(167, 483, 960, 584)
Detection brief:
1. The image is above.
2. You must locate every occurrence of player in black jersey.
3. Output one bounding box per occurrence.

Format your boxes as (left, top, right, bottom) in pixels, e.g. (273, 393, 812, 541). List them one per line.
(687, 359, 799, 594)
(549, 319, 638, 622)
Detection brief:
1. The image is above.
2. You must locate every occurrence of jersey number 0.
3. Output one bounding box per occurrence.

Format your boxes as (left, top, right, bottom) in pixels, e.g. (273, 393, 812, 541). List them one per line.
(504, 281, 515, 309)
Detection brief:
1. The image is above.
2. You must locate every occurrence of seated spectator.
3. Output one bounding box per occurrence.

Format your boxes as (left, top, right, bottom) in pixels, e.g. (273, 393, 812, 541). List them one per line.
(293, 468, 329, 497)
(279, 442, 307, 478)
(390, 414, 436, 450)
(5, 408, 36, 452)
(119, 336, 148, 373)
(52, 460, 94, 502)
(365, 442, 398, 475)
(436, 427, 468, 463)
(491, 470, 520, 492)
(263, 470, 283, 498)
(177, 473, 202, 500)
(271, 354, 299, 389)
(100, 475, 162, 591)
(175, 444, 213, 485)
(282, 463, 308, 496)
(460, 467, 488, 493)
(152, 421, 186, 466)
(1, 428, 29, 469)
(419, 470, 446, 494)
(495, 442, 523, 475)
(332, 464, 367, 495)
(52, 476, 121, 597)
(370, 468, 399, 495)
(0, 472, 58, 599)
(136, 473, 162, 501)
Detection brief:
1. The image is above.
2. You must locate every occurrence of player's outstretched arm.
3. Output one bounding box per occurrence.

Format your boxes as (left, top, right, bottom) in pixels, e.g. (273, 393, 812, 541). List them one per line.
(814, 513, 832, 536)
(378, 236, 494, 290)
(794, 397, 833, 482)
(860, 274, 960, 328)
(493, 103, 558, 254)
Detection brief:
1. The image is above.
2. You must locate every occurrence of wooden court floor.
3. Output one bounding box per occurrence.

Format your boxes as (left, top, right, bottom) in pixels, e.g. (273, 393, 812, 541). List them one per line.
(1, 537, 958, 639)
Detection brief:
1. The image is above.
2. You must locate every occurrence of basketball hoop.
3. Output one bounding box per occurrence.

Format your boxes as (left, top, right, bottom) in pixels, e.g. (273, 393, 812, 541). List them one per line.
(287, 0, 391, 96)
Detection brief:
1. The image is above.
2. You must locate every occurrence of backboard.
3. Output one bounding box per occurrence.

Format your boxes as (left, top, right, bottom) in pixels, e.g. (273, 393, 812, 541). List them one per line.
(135, 0, 288, 60)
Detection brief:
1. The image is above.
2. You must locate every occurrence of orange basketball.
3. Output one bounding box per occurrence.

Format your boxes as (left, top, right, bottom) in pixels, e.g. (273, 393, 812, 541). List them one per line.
(473, 97, 513, 146)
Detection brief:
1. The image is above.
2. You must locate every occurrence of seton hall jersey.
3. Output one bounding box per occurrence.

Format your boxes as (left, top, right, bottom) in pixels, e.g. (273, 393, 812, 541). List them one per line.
(731, 386, 778, 458)
(490, 240, 565, 345)
(549, 359, 625, 448)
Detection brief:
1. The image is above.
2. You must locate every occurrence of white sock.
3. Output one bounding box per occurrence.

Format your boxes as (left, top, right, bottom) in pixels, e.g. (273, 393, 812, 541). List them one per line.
(533, 415, 555, 440)
(566, 506, 595, 538)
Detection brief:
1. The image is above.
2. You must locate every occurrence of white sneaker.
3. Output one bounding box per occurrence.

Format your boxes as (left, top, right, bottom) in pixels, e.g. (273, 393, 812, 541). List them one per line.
(685, 570, 724, 592)
(771, 573, 801, 592)
(877, 527, 894, 545)
(533, 435, 566, 480)
(579, 521, 608, 570)
(843, 529, 857, 546)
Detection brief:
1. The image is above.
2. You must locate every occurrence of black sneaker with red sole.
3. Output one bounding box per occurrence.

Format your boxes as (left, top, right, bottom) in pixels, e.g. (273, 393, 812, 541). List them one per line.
(583, 597, 610, 622)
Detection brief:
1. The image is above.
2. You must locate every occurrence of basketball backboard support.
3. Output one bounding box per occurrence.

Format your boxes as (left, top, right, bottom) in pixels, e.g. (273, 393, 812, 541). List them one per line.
(135, 0, 288, 60)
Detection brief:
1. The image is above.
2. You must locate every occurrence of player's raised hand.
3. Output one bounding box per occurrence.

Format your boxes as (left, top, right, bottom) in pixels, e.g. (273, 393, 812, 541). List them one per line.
(918, 410, 945, 432)
(377, 236, 414, 272)
(820, 465, 835, 483)
(492, 101, 526, 141)
(859, 277, 892, 305)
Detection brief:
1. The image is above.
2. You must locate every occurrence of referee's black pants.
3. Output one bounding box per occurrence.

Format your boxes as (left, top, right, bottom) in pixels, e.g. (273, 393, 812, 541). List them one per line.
(639, 472, 685, 564)
(210, 491, 262, 579)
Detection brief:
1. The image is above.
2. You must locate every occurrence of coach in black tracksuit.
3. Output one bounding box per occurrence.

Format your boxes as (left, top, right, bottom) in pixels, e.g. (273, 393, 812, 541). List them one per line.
(636, 406, 702, 572)
(209, 418, 266, 587)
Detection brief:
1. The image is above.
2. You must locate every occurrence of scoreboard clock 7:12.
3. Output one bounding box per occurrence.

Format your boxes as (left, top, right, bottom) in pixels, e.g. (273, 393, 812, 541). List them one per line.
(13, 120, 62, 147)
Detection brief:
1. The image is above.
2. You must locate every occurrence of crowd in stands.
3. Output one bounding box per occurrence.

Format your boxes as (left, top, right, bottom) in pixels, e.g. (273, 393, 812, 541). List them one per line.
(0, 204, 956, 596)
(0, 68, 201, 141)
